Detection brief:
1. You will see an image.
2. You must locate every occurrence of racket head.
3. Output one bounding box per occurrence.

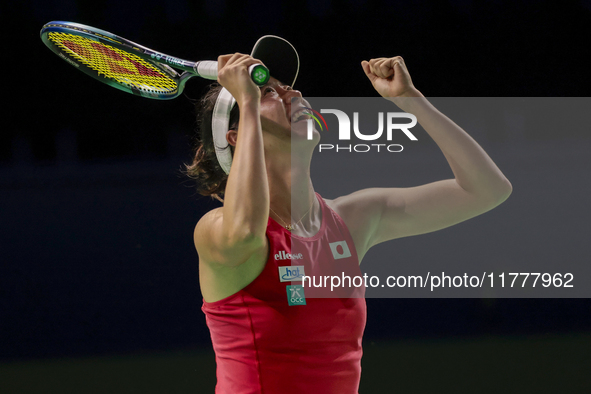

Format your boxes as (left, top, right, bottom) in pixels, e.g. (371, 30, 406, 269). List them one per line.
(40, 21, 187, 99)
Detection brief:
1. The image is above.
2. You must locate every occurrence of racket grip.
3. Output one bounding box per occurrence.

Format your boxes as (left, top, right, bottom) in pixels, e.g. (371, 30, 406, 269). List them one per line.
(194, 61, 270, 86)
(194, 61, 218, 80)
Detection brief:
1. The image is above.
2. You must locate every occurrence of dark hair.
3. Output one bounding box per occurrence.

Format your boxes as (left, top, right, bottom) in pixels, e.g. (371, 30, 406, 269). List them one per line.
(184, 83, 240, 202)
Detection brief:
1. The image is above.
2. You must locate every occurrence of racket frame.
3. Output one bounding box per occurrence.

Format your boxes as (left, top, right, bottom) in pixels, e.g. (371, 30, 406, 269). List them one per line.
(41, 21, 268, 99)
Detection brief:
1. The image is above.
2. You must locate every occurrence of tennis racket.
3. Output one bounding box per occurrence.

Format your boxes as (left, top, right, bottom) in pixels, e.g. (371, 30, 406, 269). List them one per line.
(40, 21, 270, 100)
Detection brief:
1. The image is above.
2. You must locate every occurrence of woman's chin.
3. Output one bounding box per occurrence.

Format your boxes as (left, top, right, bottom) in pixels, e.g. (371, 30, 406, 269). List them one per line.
(290, 120, 320, 143)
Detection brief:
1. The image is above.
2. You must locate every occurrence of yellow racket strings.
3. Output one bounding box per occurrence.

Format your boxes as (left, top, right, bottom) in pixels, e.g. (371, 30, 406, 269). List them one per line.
(48, 32, 178, 94)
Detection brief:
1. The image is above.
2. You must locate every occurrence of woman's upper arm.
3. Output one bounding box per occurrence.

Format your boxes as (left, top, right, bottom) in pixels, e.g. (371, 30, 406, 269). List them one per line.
(335, 180, 508, 251)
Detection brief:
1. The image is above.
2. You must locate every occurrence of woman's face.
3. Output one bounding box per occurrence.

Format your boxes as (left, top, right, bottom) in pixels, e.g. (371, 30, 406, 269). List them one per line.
(259, 77, 299, 133)
(258, 78, 320, 149)
(225, 77, 320, 157)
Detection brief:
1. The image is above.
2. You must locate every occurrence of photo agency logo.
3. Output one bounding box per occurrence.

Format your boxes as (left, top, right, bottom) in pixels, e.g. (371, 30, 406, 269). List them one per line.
(304, 106, 418, 153)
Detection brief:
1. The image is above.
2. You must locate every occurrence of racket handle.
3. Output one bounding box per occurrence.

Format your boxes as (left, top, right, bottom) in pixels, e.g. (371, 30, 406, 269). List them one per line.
(194, 61, 218, 80)
(194, 61, 270, 86)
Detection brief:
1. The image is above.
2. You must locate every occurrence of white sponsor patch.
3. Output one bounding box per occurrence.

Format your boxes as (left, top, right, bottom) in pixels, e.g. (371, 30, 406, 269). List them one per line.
(278, 266, 305, 282)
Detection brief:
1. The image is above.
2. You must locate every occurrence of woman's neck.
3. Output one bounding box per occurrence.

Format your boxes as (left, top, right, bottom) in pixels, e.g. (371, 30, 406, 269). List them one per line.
(266, 155, 320, 234)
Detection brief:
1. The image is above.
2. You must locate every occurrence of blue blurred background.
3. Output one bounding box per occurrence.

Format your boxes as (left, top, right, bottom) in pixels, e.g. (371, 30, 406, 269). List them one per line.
(2, 0, 591, 392)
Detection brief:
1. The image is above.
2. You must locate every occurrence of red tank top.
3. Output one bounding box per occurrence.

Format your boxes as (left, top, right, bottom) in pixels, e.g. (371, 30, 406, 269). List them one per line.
(201, 193, 367, 393)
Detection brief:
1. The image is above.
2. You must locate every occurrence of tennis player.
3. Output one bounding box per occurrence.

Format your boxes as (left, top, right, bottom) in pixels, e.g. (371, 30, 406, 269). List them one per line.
(186, 36, 512, 393)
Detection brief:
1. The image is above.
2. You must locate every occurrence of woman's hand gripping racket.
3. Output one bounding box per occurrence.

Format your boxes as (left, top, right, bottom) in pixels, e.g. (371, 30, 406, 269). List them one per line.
(40, 21, 270, 99)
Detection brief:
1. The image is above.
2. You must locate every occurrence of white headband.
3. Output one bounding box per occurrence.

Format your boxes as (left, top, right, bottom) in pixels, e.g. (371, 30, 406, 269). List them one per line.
(211, 87, 235, 175)
(211, 35, 299, 175)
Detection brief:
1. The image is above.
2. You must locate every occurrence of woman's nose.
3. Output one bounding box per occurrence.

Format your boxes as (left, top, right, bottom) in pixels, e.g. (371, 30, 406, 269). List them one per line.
(281, 88, 302, 103)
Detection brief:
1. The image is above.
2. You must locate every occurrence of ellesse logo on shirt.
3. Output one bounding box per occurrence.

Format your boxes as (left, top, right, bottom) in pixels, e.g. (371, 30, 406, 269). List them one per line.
(274, 250, 303, 260)
(329, 241, 352, 260)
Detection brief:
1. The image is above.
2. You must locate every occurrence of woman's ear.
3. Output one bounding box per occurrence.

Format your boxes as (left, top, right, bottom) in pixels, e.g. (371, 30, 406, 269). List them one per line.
(227, 129, 238, 147)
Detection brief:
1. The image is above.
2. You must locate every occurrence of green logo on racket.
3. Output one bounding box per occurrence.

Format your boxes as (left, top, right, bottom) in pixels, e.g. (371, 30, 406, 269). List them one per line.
(251, 64, 270, 86)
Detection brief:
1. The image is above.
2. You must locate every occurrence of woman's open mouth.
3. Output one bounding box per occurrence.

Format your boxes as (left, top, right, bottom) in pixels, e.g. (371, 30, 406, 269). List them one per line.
(291, 108, 313, 123)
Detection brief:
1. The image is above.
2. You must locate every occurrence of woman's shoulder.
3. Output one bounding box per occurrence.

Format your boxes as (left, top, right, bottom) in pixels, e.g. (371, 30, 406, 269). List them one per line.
(198, 205, 222, 219)
(194, 207, 224, 237)
(320, 191, 382, 263)
(320, 192, 350, 217)
(322, 197, 337, 213)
